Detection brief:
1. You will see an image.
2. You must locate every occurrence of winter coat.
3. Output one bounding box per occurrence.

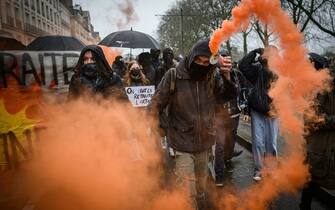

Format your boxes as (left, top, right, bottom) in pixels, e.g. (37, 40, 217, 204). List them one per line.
(141, 64, 158, 87)
(156, 60, 177, 87)
(306, 87, 335, 189)
(151, 40, 237, 153)
(239, 49, 276, 114)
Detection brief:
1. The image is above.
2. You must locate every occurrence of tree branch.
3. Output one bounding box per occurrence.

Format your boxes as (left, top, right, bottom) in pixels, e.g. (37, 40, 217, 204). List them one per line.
(286, 0, 335, 37)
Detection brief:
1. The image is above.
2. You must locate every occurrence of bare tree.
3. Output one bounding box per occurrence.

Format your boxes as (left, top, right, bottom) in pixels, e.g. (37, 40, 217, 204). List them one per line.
(157, 0, 239, 55)
(284, 0, 335, 37)
(242, 27, 253, 55)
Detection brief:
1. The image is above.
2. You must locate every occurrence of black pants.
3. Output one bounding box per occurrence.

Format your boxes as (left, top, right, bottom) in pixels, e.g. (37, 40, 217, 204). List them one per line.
(214, 116, 239, 177)
(300, 182, 319, 210)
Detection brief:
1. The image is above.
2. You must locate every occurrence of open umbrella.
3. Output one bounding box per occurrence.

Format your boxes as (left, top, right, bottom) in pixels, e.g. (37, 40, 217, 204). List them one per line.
(99, 29, 160, 49)
(27, 35, 85, 51)
(0, 37, 27, 50)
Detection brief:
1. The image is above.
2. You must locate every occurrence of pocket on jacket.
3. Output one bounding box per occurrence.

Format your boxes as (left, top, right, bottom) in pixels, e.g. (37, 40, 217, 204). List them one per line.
(172, 123, 195, 133)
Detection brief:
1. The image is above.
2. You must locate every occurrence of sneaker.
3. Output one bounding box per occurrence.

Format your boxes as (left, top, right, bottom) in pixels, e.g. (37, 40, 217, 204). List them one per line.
(215, 176, 224, 187)
(253, 171, 262, 181)
(232, 149, 243, 158)
(224, 160, 234, 173)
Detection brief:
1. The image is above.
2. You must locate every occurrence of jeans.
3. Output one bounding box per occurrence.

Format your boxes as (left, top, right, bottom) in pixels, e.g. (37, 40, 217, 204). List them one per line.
(214, 115, 240, 178)
(175, 150, 209, 210)
(250, 110, 279, 172)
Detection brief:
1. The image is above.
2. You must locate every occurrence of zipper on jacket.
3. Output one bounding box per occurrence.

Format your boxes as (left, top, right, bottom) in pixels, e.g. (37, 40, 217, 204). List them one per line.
(196, 81, 201, 143)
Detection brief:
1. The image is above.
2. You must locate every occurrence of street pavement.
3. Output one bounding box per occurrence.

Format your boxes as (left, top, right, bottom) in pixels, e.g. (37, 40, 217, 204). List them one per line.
(207, 142, 333, 210)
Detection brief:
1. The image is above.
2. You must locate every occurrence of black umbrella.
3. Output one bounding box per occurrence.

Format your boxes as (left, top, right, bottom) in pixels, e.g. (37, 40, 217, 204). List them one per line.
(99, 29, 160, 49)
(0, 37, 27, 50)
(27, 35, 85, 51)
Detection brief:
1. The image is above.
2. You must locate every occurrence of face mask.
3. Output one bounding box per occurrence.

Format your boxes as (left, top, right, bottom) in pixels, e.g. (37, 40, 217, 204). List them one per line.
(80, 63, 97, 78)
(130, 68, 141, 80)
(189, 61, 211, 80)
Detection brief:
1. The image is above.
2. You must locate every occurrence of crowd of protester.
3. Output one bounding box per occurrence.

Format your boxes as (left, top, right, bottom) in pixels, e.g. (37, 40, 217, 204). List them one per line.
(68, 40, 335, 210)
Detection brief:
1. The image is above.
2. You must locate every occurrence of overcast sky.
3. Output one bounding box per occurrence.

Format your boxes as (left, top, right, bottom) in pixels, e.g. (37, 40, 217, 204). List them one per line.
(73, 0, 176, 40)
(73, 0, 333, 54)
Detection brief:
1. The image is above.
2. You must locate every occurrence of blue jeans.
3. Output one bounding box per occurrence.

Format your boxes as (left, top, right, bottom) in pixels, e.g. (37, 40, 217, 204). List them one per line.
(251, 110, 279, 172)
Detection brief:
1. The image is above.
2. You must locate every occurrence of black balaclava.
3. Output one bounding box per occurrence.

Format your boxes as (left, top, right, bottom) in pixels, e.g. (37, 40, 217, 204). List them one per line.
(187, 39, 213, 81)
(80, 63, 97, 79)
(189, 62, 211, 80)
(76, 45, 113, 80)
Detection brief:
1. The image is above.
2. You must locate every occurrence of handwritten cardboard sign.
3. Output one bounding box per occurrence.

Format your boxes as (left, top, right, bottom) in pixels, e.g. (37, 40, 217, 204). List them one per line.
(125, 86, 155, 107)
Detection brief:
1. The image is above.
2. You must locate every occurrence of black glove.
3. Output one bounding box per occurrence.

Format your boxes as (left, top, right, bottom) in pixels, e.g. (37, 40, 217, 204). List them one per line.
(253, 48, 264, 55)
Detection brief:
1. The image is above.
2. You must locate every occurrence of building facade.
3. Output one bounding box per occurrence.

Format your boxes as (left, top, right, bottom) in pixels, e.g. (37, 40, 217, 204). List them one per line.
(0, 0, 100, 46)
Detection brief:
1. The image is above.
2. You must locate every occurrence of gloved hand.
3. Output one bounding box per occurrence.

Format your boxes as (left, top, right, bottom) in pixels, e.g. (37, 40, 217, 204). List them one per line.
(253, 48, 264, 55)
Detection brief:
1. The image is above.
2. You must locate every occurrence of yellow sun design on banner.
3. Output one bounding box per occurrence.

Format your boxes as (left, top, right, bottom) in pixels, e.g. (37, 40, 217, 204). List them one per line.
(0, 99, 38, 165)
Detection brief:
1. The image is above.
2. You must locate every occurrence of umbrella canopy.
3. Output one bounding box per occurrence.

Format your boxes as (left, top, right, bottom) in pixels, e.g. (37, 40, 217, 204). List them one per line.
(27, 35, 85, 51)
(99, 29, 160, 49)
(0, 37, 27, 50)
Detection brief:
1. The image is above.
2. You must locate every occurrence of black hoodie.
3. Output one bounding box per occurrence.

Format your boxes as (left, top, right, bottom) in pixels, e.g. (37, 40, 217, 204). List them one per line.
(68, 45, 124, 100)
(151, 39, 237, 153)
(238, 48, 276, 114)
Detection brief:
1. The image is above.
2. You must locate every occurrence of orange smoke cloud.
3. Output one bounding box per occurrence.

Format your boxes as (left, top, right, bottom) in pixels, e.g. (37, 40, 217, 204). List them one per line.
(0, 77, 43, 120)
(116, 0, 139, 30)
(23, 99, 192, 210)
(98, 45, 122, 66)
(210, 0, 331, 209)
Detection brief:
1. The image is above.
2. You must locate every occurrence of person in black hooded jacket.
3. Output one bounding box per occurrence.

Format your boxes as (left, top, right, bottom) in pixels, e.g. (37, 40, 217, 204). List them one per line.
(151, 39, 236, 209)
(68, 45, 124, 100)
(238, 47, 279, 182)
(112, 55, 126, 78)
(300, 53, 335, 210)
(138, 52, 158, 87)
(156, 48, 177, 85)
(150, 48, 161, 72)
